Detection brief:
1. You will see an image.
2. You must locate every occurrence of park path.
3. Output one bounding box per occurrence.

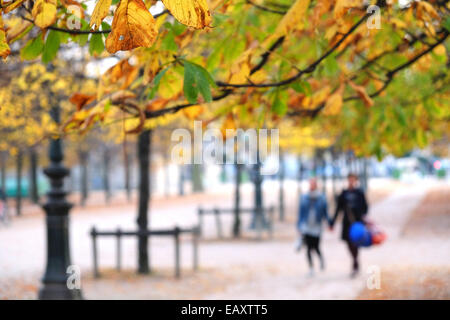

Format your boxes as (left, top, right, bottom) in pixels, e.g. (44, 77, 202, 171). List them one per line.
(202, 180, 435, 299)
(0, 178, 447, 299)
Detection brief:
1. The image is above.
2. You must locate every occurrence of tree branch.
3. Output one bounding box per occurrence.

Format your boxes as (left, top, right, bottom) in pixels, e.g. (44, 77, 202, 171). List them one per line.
(246, 0, 286, 15)
(215, 12, 370, 89)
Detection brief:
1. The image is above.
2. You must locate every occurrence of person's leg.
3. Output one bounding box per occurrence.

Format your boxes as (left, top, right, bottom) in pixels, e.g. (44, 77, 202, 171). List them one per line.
(346, 241, 359, 275)
(304, 235, 314, 274)
(314, 236, 325, 270)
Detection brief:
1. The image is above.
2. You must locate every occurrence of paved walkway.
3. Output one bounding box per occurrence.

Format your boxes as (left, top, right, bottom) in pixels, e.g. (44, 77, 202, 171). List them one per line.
(0, 178, 447, 299)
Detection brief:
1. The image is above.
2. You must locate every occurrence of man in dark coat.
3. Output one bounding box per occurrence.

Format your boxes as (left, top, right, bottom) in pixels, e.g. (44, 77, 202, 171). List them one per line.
(331, 174, 368, 277)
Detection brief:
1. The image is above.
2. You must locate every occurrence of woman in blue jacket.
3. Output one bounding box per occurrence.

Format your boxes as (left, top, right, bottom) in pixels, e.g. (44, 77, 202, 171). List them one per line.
(297, 178, 332, 276)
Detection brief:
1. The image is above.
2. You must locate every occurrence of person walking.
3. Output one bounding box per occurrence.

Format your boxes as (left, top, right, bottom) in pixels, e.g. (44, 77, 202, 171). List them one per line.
(331, 173, 368, 278)
(297, 178, 332, 276)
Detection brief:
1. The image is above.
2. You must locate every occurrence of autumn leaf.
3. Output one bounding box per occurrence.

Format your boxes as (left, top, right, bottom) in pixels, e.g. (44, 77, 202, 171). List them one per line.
(220, 113, 236, 139)
(324, 84, 344, 115)
(6, 19, 32, 44)
(145, 97, 169, 111)
(3, 0, 27, 13)
(90, 0, 113, 30)
(273, 0, 310, 36)
(334, 0, 361, 20)
(348, 81, 374, 107)
(105, 0, 157, 53)
(416, 2, 440, 22)
(183, 105, 204, 120)
(261, 0, 310, 49)
(70, 93, 96, 111)
(32, 0, 57, 29)
(0, 14, 11, 59)
(161, 0, 211, 29)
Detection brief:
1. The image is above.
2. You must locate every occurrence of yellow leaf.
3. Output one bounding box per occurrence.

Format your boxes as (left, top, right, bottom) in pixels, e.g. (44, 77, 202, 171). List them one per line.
(0, 14, 11, 59)
(161, 0, 211, 29)
(433, 44, 446, 57)
(32, 0, 57, 29)
(3, 0, 27, 13)
(334, 0, 360, 20)
(310, 85, 331, 108)
(105, 0, 157, 53)
(277, 0, 310, 34)
(263, 0, 310, 48)
(348, 81, 374, 107)
(6, 18, 32, 43)
(324, 91, 343, 115)
(90, 0, 113, 30)
(416, 2, 440, 22)
(220, 113, 236, 139)
(229, 61, 250, 84)
(183, 105, 204, 120)
(157, 68, 183, 99)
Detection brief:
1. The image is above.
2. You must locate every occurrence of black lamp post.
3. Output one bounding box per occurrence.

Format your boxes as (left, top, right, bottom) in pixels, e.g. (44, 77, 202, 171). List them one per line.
(39, 104, 82, 300)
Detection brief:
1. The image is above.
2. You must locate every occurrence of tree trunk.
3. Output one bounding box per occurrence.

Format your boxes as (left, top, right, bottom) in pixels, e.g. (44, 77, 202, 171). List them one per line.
(362, 158, 369, 191)
(1, 152, 6, 194)
(123, 141, 132, 202)
(29, 147, 39, 204)
(102, 148, 111, 204)
(232, 162, 242, 238)
(251, 145, 266, 235)
(191, 163, 203, 192)
(313, 149, 319, 177)
(178, 165, 185, 196)
(297, 155, 303, 195)
(321, 151, 327, 195)
(164, 154, 170, 197)
(78, 151, 89, 207)
(16, 151, 23, 216)
(137, 129, 151, 274)
(278, 151, 285, 221)
(331, 150, 337, 201)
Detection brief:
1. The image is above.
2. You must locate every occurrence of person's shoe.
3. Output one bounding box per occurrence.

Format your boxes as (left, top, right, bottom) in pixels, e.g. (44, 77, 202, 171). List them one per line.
(350, 269, 359, 278)
(320, 259, 325, 271)
(307, 269, 315, 277)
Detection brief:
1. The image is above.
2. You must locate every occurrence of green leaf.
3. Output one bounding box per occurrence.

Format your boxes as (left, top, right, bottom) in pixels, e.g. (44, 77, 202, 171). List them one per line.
(89, 33, 104, 56)
(183, 60, 216, 103)
(171, 21, 186, 36)
(183, 62, 198, 104)
(20, 35, 44, 60)
(416, 129, 427, 148)
(272, 90, 288, 116)
(212, 13, 229, 27)
(291, 81, 312, 96)
(148, 67, 169, 99)
(161, 31, 177, 52)
(393, 105, 407, 127)
(324, 53, 339, 76)
(101, 21, 111, 40)
(443, 16, 450, 32)
(42, 30, 61, 63)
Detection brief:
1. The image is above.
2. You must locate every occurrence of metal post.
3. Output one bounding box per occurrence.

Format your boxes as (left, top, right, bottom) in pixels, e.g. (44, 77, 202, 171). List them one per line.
(198, 207, 203, 237)
(268, 206, 275, 239)
(214, 208, 222, 238)
(193, 227, 199, 271)
(116, 227, 122, 272)
(39, 103, 82, 300)
(279, 151, 285, 221)
(174, 227, 181, 278)
(91, 226, 99, 278)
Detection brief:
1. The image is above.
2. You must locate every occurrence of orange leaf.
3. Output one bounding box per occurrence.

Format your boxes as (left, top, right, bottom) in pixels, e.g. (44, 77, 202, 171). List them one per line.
(348, 81, 374, 107)
(69, 93, 96, 111)
(105, 0, 157, 53)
